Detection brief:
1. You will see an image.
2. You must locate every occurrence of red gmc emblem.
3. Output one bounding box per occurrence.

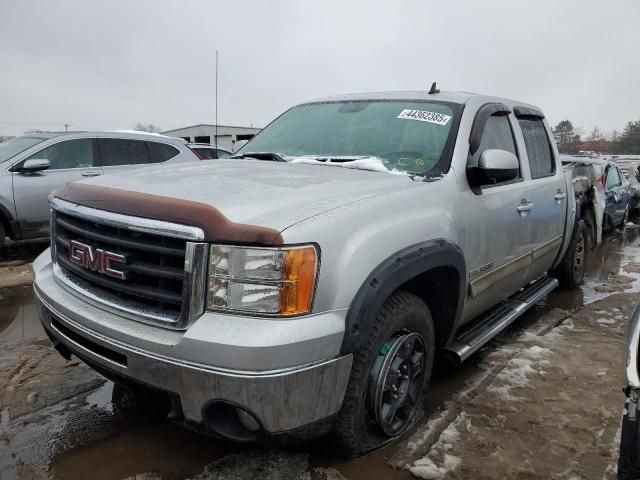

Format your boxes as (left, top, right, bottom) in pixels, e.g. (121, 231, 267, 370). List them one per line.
(69, 240, 127, 280)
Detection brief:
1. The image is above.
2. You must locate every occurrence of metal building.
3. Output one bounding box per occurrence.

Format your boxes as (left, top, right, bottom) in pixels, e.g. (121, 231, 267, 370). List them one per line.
(161, 124, 261, 152)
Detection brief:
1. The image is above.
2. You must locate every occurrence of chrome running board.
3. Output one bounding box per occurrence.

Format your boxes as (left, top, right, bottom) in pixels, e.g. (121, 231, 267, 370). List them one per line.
(445, 276, 559, 364)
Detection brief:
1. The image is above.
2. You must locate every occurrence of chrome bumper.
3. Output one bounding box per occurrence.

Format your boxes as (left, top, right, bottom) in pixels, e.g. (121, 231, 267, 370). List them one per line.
(35, 286, 352, 434)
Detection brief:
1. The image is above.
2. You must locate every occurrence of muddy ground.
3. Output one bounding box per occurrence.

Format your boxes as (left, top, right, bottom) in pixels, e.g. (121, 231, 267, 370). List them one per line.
(2, 227, 640, 480)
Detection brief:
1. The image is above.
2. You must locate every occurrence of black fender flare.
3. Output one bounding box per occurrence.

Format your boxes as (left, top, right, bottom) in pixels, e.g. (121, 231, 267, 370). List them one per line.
(341, 239, 466, 354)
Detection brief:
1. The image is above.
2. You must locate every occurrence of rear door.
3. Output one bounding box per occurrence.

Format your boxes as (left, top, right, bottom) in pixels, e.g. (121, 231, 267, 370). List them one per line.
(514, 114, 566, 282)
(12, 138, 101, 240)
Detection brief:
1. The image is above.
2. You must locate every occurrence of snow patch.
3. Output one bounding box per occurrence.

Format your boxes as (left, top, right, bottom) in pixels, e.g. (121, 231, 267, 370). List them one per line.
(410, 454, 461, 480)
(290, 156, 408, 175)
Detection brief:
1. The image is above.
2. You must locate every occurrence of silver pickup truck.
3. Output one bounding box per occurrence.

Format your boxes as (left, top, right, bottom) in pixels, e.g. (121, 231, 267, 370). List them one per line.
(34, 90, 592, 456)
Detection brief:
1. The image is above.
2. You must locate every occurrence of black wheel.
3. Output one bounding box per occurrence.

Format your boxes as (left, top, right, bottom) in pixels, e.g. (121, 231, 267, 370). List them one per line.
(550, 220, 586, 290)
(621, 206, 630, 229)
(618, 401, 640, 479)
(111, 382, 171, 419)
(0, 223, 5, 254)
(334, 291, 435, 457)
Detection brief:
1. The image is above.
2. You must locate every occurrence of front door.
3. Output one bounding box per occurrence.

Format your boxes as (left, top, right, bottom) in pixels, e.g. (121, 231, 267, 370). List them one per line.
(12, 138, 101, 240)
(459, 112, 530, 322)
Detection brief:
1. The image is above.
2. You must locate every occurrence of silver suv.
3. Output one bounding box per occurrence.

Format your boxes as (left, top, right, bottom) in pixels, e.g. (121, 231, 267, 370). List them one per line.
(0, 131, 198, 250)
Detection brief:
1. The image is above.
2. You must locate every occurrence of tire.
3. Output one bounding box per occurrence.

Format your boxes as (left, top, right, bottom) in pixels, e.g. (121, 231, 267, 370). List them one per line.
(550, 220, 587, 290)
(111, 382, 171, 419)
(334, 290, 435, 457)
(618, 401, 640, 480)
(0, 223, 5, 253)
(621, 206, 630, 229)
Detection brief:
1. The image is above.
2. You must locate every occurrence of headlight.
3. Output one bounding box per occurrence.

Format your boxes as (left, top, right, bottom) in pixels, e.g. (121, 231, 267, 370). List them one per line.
(207, 244, 319, 316)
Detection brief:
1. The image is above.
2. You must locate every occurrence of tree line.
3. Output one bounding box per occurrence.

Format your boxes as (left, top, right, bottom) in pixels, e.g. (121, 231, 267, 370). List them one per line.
(553, 119, 640, 155)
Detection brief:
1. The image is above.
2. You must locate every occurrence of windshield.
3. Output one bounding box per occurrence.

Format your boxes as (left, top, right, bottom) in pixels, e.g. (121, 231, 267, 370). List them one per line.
(238, 100, 459, 176)
(0, 136, 47, 163)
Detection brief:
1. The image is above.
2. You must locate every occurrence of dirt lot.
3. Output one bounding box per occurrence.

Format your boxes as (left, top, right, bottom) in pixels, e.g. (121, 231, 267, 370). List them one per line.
(1, 227, 639, 480)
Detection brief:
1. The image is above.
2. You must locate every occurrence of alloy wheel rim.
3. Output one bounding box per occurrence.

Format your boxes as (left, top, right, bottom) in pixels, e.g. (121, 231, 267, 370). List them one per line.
(367, 332, 426, 436)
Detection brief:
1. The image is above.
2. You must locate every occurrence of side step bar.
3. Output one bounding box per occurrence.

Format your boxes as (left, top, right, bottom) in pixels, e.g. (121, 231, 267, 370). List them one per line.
(444, 276, 559, 364)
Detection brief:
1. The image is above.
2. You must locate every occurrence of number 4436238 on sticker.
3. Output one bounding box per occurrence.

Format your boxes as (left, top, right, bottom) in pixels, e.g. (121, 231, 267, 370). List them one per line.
(397, 109, 451, 126)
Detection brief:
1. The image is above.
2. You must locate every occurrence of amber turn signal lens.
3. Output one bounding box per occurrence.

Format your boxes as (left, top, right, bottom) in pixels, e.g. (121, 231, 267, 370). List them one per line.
(280, 246, 318, 315)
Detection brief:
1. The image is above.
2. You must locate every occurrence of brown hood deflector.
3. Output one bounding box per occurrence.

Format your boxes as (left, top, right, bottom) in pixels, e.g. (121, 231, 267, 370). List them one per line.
(55, 183, 284, 246)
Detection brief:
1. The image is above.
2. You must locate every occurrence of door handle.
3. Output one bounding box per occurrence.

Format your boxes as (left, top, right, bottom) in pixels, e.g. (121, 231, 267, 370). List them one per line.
(517, 201, 534, 216)
(81, 171, 101, 177)
(554, 192, 567, 200)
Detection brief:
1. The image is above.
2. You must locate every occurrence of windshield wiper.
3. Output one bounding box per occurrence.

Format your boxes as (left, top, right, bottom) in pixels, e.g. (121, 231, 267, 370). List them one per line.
(231, 152, 287, 162)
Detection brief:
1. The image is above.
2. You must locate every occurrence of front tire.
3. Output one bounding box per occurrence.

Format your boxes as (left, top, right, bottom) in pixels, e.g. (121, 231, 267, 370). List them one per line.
(0, 223, 5, 254)
(550, 220, 587, 290)
(334, 291, 435, 457)
(618, 400, 640, 479)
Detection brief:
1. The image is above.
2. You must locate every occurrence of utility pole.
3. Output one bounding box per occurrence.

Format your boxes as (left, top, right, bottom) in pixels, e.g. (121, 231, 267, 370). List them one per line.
(64, 123, 69, 132)
(215, 50, 218, 146)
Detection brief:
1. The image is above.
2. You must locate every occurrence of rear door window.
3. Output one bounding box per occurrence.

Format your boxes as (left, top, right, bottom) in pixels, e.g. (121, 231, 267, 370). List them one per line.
(26, 139, 95, 170)
(98, 139, 151, 166)
(193, 148, 217, 159)
(216, 149, 231, 159)
(518, 118, 555, 179)
(147, 142, 180, 163)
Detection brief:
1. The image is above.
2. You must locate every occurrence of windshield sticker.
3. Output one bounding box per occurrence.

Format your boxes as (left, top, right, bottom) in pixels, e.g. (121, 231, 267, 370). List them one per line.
(397, 109, 451, 126)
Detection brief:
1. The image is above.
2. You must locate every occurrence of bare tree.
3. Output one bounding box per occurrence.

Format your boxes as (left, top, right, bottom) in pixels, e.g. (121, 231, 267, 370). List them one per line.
(134, 123, 162, 133)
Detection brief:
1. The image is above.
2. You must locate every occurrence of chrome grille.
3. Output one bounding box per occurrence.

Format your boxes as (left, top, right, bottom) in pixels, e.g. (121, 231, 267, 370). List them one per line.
(50, 198, 207, 329)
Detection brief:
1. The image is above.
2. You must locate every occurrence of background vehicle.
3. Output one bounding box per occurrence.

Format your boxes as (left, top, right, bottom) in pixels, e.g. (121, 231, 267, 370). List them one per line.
(560, 155, 605, 247)
(562, 156, 630, 231)
(187, 143, 232, 160)
(619, 303, 640, 479)
(35, 90, 593, 456)
(604, 162, 631, 229)
(0, 131, 199, 250)
(616, 160, 640, 212)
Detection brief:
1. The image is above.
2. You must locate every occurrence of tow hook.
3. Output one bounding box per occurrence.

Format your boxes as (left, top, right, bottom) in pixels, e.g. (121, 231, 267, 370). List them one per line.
(629, 388, 640, 422)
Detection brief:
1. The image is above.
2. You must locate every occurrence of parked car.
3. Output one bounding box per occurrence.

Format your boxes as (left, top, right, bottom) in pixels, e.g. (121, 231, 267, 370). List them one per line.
(604, 162, 631, 229)
(616, 160, 640, 212)
(35, 90, 596, 456)
(562, 157, 630, 231)
(187, 143, 232, 160)
(0, 131, 199, 250)
(619, 303, 640, 479)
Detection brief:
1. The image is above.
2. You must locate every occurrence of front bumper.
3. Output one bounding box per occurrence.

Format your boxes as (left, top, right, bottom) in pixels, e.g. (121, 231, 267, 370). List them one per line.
(34, 251, 352, 435)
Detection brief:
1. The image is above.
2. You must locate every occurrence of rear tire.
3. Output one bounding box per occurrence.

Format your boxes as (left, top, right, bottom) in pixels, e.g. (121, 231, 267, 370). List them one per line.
(111, 382, 171, 419)
(621, 206, 630, 229)
(334, 290, 435, 457)
(550, 220, 587, 290)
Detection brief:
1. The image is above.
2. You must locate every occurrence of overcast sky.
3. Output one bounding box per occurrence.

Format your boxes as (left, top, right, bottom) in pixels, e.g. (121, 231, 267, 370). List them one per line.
(0, 0, 638, 138)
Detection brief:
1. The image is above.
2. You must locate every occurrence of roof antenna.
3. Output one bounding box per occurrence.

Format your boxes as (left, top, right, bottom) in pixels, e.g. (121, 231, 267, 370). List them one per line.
(428, 82, 440, 94)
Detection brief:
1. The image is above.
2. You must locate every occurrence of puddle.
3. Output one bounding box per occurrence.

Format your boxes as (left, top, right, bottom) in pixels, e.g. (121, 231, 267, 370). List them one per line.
(0, 285, 44, 341)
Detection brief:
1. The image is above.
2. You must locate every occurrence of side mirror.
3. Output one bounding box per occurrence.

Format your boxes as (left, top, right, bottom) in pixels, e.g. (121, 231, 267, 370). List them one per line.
(21, 158, 50, 172)
(470, 149, 519, 185)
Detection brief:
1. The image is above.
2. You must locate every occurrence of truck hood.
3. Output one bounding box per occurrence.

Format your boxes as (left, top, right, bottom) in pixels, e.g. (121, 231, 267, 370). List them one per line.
(74, 159, 420, 232)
